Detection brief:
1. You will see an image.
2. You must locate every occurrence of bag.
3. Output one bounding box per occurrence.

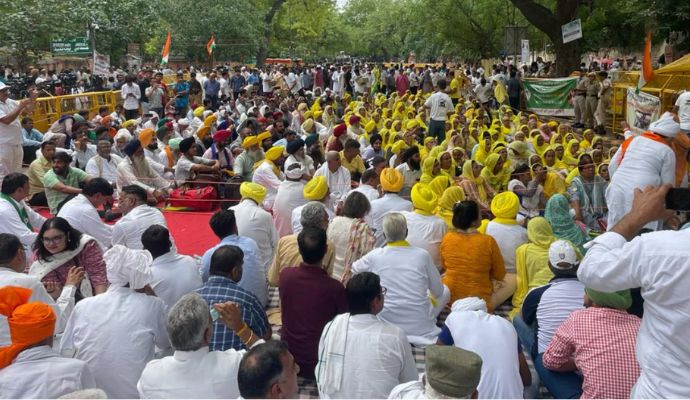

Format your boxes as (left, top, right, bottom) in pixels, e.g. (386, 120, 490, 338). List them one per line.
(168, 185, 218, 211)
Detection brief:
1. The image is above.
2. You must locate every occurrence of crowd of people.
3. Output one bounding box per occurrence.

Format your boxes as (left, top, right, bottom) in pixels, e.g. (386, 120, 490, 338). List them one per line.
(1, 59, 690, 399)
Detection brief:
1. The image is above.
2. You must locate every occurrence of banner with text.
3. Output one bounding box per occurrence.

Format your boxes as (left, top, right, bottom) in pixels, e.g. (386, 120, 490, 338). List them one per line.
(93, 51, 110, 76)
(626, 88, 661, 134)
(523, 77, 578, 116)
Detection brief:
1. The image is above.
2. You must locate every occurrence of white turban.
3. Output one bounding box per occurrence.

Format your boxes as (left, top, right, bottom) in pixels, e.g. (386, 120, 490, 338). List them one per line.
(114, 129, 132, 141)
(649, 112, 680, 138)
(104, 245, 153, 289)
(451, 297, 488, 313)
(177, 118, 189, 126)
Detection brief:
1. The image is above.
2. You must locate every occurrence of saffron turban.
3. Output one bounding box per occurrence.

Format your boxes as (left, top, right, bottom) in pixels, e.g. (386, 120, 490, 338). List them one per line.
(265, 146, 285, 161)
(204, 114, 218, 127)
(304, 176, 328, 200)
(196, 126, 210, 140)
(242, 136, 260, 149)
(380, 167, 404, 192)
(240, 182, 267, 204)
(491, 191, 519, 222)
(138, 128, 155, 147)
(104, 245, 153, 289)
(411, 183, 438, 214)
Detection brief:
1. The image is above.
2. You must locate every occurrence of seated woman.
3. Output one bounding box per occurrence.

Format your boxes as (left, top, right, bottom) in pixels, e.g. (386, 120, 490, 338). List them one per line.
(480, 153, 510, 192)
(460, 159, 495, 212)
(544, 194, 588, 254)
(419, 156, 440, 184)
(568, 154, 607, 232)
(439, 200, 505, 312)
(29, 217, 108, 299)
(326, 191, 376, 284)
(508, 163, 545, 222)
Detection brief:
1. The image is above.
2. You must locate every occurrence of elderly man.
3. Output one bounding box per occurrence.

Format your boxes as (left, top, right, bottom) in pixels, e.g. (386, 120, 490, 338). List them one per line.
(0, 174, 46, 255)
(285, 138, 315, 178)
(388, 345, 482, 399)
(273, 162, 308, 237)
(137, 294, 264, 398)
(400, 183, 447, 268)
(201, 209, 267, 307)
(231, 182, 278, 277)
(43, 151, 92, 214)
(175, 137, 221, 186)
(0, 82, 36, 185)
(142, 224, 202, 308)
(233, 136, 265, 181)
(316, 272, 417, 398)
(57, 178, 114, 250)
(352, 212, 449, 347)
(197, 244, 271, 351)
(238, 340, 300, 399)
(0, 286, 95, 398)
(314, 151, 351, 201)
(27, 141, 57, 206)
(60, 246, 170, 398)
(252, 146, 285, 210)
(367, 168, 413, 246)
(112, 185, 169, 249)
(116, 139, 171, 202)
(85, 140, 123, 187)
(279, 227, 348, 379)
(291, 175, 334, 234)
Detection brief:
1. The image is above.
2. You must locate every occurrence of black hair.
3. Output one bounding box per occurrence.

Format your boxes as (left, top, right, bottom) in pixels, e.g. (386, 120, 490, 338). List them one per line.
(360, 168, 378, 184)
(437, 79, 447, 90)
(209, 209, 237, 239)
(452, 200, 480, 230)
(346, 272, 381, 315)
(510, 163, 530, 180)
(53, 151, 72, 164)
(82, 177, 114, 197)
(297, 227, 328, 265)
(1, 173, 28, 195)
(33, 217, 83, 261)
(238, 340, 290, 399)
(120, 185, 148, 203)
(342, 191, 371, 219)
(209, 245, 244, 278)
(141, 224, 171, 259)
(577, 154, 594, 173)
(344, 138, 360, 150)
(98, 106, 108, 113)
(40, 140, 56, 149)
(400, 146, 419, 163)
(21, 117, 32, 125)
(0, 233, 22, 265)
(369, 133, 382, 144)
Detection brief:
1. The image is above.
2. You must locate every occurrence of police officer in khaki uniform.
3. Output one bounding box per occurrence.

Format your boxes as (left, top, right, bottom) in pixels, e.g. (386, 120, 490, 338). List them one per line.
(573, 71, 589, 128)
(584, 72, 600, 129)
(595, 71, 612, 129)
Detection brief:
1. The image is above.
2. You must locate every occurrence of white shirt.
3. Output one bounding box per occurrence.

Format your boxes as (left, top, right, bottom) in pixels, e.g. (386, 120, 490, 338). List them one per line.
(273, 180, 307, 237)
(60, 286, 170, 399)
(484, 221, 528, 273)
(85, 154, 123, 185)
(112, 204, 168, 249)
(117, 157, 171, 194)
(0, 196, 46, 254)
(349, 184, 380, 203)
(0, 98, 23, 145)
(314, 164, 351, 201)
(150, 251, 203, 307)
(252, 162, 284, 211)
(579, 229, 690, 398)
(57, 194, 112, 250)
(474, 83, 493, 103)
(352, 245, 446, 346)
(424, 91, 453, 121)
(388, 380, 426, 399)
(395, 163, 420, 196)
(121, 83, 141, 110)
(367, 194, 413, 247)
(291, 203, 335, 235)
(399, 211, 447, 268)
(261, 72, 272, 93)
(675, 91, 690, 130)
(231, 199, 279, 271)
(71, 144, 97, 170)
(536, 278, 584, 353)
(0, 267, 75, 346)
(317, 314, 418, 399)
(0, 346, 96, 399)
(444, 310, 523, 399)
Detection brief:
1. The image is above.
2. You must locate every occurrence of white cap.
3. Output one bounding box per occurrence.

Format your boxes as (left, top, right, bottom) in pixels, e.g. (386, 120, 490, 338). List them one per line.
(548, 240, 579, 269)
(285, 162, 304, 180)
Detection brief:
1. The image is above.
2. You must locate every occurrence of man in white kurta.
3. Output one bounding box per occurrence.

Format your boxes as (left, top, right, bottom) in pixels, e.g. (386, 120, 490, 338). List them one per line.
(578, 185, 690, 398)
(352, 213, 450, 346)
(252, 150, 285, 211)
(85, 140, 123, 186)
(0, 173, 46, 255)
(273, 164, 308, 237)
(367, 168, 413, 247)
(314, 151, 351, 201)
(607, 113, 678, 230)
(231, 183, 279, 275)
(399, 183, 447, 268)
(112, 185, 169, 250)
(57, 181, 113, 250)
(60, 246, 170, 399)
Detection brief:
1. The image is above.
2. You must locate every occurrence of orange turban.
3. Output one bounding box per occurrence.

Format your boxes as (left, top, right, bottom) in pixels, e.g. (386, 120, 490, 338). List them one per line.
(0, 286, 56, 369)
(138, 128, 155, 147)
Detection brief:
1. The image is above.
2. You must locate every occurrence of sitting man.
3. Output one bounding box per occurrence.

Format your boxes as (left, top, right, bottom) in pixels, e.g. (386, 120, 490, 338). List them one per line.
(279, 227, 347, 379)
(196, 244, 271, 351)
(175, 137, 221, 187)
(291, 176, 334, 234)
(400, 183, 447, 269)
(112, 185, 169, 249)
(21, 117, 43, 164)
(142, 224, 202, 308)
(116, 139, 171, 203)
(57, 177, 114, 250)
(137, 294, 264, 398)
(0, 286, 96, 398)
(70, 128, 97, 171)
(352, 212, 449, 347)
(367, 168, 413, 246)
(43, 151, 92, 214)
(0, 174, 46, 256)
(85, 139, 123, 188)
(314, 151, 351, 201)
(340, 139, 366, 183)
(238, 340, 300, 399)
(349, 168, 380, 203)
(27, 140, 57, 206)
(233, 135, 264, 181)
(316, 271, 417, 398)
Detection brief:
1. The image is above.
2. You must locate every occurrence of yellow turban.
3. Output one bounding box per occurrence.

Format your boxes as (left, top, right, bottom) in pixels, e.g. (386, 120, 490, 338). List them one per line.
(490, 191, 520, 223)
(406, 120, 419, 130)
(411, 183, 438, 214)
(314, 111, 323, 120)
(196, 126, 210, 140)
(243, 136, 260, 149)
(380, 167, 404, 192)
(265, 146, 285, 161)
(365, 120, 376, 133)
(429, 176, 450, 197)
(391, 140, 408, 155)
(304, 176, 328, 200)
(257, 131, 272, 142)
(193, 106, 205, 117)
(302, 118, 314, 133)
(304, 111, 313, 120)
(121, 119, 137, 128)
(438, 186, 465, 211)
(138, 128, 154, 147)
(204, 114, 217, 127)
(547, 120, 559, 129)
(240, 182, 267, 204)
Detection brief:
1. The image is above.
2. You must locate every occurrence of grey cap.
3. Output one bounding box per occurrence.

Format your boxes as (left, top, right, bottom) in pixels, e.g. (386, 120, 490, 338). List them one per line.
(425, 345, 483, 398)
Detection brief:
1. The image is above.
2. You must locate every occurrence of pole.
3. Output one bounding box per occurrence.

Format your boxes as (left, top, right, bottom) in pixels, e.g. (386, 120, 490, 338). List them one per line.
(90, 23, 96, 75)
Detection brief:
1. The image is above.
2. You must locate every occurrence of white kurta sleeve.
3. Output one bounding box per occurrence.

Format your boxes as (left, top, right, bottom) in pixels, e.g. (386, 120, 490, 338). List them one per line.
(578, 231, 645, 291)
(351, 253, 371, 274)
(1, 206, 38, 250)
(397, 331, 419, 383)
(661, 150, 676, 186)
(85, 210, 113, 248)
(25, 202, 46, 231)
(424, 253, 445, 299)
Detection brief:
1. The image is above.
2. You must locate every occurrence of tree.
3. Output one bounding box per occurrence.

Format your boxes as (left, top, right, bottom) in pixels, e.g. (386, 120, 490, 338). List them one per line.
(256, 0, 287, 66)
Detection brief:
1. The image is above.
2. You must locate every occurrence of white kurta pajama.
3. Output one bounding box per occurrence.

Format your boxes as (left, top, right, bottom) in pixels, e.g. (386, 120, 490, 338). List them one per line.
(231, 199, 279, 273)
(399, 211, 447, 268)
(0, 196, 46, 255)
(314, 164, 351, 201)
(57, 194, 113, 250)
(273, 180, 307, 237)
(252, 162, 284, 211)
(111, 204, 168, 250)
(366, 194, 413, 247)
(149, 251, 203, 308)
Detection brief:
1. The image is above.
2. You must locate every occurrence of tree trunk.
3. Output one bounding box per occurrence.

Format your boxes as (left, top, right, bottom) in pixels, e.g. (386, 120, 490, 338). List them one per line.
(552, 40, 581, 77)
(256, 0, 287, 67)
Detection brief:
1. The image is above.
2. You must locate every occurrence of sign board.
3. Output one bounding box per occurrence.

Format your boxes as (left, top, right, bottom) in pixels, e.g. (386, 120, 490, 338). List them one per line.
(521, 40, 530, 63)
(93, 51, 110, 76)
(626, 88, 661, 134)
(523, 77, 578, 117)
(51, 38, 91, 55)
(561, 19, 583, 44)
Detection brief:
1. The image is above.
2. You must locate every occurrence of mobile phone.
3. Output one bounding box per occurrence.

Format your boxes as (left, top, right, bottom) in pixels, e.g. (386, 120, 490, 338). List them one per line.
(210, 306, 220, 322)
(665, 188, 690, 211)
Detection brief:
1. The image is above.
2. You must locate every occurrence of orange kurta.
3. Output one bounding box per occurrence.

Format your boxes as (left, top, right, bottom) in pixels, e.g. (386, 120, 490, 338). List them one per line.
(440, 231, 506, 312)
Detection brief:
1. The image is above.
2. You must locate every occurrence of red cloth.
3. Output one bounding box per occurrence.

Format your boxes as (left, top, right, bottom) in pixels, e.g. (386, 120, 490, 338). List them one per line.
(396, 74, 410, 96)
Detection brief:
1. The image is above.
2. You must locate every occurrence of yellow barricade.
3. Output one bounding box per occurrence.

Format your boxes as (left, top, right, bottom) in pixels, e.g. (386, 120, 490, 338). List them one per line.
(31, 91, 123, 133)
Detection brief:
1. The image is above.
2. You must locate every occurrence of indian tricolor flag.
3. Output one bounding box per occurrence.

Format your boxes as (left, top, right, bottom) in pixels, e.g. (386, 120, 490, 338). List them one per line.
(206, 34, 216, 57)
(637, 32, 654, 91)
(161, 31, 171, 65)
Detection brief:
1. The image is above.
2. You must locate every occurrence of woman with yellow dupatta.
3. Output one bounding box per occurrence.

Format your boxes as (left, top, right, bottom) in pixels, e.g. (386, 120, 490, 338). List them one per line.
(562, 139, 581, 169)
(435, 186, 466, 228)
(460, 159, 495, 211)
(419, 156, 440, 184)
(532, 133, 549, 157)
(480, 153, 510, 192)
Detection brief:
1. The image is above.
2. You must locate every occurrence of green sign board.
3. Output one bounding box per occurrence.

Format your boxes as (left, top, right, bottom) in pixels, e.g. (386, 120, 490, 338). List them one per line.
(523, 77, 578, 117)
(51, 38, 91, 55)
